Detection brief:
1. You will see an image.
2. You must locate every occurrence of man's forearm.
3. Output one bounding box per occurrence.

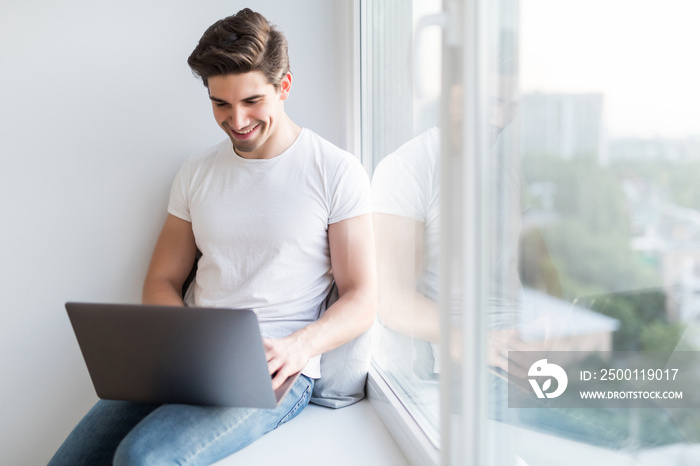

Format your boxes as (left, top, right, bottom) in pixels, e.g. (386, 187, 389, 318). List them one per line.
(378, 288, 439, 343)
(293, 288, 376, 359)
(263, 287, 375, 390)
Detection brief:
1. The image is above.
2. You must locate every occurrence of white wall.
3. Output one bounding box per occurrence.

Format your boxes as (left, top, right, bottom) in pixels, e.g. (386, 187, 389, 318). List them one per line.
(0, 1, 346, 463)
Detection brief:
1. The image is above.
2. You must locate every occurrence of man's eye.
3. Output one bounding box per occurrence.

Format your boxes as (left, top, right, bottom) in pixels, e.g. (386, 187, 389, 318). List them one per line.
(214, 102, 229, 108)
(245, 100, 261, 105)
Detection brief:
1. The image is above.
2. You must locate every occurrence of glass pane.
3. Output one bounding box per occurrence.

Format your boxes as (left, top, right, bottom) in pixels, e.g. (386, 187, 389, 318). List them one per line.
(367, 0, 700, 463)
(366, 0, 443, 447)
(438, 0, 523, 463)
(483, 0, 700, 464)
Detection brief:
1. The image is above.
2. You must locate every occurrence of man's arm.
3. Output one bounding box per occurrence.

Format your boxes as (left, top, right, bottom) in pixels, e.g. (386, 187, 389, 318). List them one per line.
(264, 213, 377, 389)
(142, 214, 198, 306)
(373, 213, 440, 342)
(375, 214, 527, 374)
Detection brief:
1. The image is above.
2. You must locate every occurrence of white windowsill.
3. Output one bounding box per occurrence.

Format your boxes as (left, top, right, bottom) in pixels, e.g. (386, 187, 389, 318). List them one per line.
(212, 393, 409, 465)
(366, 365, 440, 466)
(206, 364, 666, 466)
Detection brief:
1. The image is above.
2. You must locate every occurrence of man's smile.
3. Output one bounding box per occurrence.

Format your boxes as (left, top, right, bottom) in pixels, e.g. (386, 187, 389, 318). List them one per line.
(227, 123, 260, 140)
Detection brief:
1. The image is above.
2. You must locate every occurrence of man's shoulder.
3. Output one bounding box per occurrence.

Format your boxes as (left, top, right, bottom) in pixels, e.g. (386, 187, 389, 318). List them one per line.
(188, 139, 231, 163)
(374, 127, 439, 179)
(300, 128, 360, 169)
(176, 139, 231, 174)
(383, 127, 439, 165)
(299, 129, 349, 156)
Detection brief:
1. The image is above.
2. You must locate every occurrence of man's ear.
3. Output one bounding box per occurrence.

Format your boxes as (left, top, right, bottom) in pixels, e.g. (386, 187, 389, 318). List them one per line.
(279, 72, 292, 101)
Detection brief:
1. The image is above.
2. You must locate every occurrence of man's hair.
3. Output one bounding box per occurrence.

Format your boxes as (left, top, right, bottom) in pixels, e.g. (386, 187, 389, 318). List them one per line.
(187, 9, 289, 89)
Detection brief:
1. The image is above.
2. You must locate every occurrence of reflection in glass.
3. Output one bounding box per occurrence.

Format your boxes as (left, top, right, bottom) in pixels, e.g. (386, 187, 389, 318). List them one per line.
(366, 0, 700, 464)
(367, 0, 443, 446)
(367, 0, 523, 452)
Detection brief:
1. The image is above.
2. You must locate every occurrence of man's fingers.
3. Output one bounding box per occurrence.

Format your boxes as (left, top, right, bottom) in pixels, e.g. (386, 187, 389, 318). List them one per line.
(508, 350, 532, 378)
(267, 356, 282, 376)
(264, 338, 281, 362)
(263, 338, 275, 356)
(271, 366, 291, 390)
(261, 336, 308, 389)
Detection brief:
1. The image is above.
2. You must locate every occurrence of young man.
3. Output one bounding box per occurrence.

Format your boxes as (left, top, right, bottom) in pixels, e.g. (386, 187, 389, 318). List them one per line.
(49, 9, 376, 465)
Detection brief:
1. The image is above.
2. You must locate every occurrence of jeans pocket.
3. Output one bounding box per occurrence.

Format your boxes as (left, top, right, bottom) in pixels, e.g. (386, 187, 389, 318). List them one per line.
(276, 379, 313, 428)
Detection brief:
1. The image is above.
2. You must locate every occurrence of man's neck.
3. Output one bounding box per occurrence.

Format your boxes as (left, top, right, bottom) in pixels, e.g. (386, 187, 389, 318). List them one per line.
(235, 114, 302, 160)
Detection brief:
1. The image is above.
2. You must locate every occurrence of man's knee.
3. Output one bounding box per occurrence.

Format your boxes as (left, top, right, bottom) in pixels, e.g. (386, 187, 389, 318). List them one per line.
(113, 433, 174, 466)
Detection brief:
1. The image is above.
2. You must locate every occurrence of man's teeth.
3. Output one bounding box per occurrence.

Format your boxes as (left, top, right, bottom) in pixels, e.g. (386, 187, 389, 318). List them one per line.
(234, 126, 256, 134)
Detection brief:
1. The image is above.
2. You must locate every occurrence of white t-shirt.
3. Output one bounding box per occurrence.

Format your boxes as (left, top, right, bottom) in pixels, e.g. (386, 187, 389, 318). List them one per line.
(372, 128, 441, 372)
(168, 128, 372, 378)
(372, 127, 441, 302)
(372, 127, 522, 374)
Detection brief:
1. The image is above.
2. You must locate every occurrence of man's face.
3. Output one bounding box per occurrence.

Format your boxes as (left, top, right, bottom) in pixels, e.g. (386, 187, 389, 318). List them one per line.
(208, 71, 291, 159)
(489, 73, 519, 142)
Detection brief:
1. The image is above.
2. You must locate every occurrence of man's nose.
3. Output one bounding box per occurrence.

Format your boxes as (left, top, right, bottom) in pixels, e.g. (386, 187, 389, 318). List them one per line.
(230, 107, 249, 130)
(490, 103, 505, 129)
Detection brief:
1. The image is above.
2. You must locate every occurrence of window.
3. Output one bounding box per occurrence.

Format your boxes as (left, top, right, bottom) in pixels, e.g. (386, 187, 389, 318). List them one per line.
(363, 0, 700, 465)
(362, 0, 443, 454)
(509, 1, 700, 463)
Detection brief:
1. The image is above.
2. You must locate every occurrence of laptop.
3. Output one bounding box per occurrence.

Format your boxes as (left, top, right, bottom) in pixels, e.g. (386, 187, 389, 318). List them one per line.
(65, 302, 300, 408)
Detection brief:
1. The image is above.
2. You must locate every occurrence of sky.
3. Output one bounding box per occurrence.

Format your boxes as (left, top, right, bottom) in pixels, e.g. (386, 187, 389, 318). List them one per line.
(520, 0, 700, 139)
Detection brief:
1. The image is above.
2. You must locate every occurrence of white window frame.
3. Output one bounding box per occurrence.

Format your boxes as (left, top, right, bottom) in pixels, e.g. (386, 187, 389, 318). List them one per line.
(344, 0, 498, 464)
(343, 1, 447, 465)
(367, 365, 440, 466)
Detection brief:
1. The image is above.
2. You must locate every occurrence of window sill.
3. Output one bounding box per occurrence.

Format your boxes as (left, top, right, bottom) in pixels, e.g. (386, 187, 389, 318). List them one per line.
(212, 393, 408, 465)
(366, 364, 440, 466)
(211, 363, 440, 465)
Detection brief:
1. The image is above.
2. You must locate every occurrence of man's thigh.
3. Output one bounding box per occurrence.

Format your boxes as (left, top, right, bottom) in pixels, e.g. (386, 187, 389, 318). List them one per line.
(114, 375, 314, 466)
(48, 400, 160, 466)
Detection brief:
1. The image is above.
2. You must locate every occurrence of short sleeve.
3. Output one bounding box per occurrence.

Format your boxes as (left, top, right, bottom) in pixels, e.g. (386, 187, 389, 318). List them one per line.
(328, 155, 372, 224)
(167, 160, 192, 222)
(371, 128, 439, 222)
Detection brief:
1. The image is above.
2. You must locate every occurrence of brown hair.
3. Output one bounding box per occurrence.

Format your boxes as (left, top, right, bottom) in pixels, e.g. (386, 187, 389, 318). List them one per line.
(187, 9, 290, 89)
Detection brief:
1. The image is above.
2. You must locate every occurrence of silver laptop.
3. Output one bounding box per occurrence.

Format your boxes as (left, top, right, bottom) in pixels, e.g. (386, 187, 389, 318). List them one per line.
(65, 302, 300, 408)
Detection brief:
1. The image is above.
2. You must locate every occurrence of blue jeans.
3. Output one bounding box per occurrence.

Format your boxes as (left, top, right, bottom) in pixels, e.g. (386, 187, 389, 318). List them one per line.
(48, 375, 314, 466)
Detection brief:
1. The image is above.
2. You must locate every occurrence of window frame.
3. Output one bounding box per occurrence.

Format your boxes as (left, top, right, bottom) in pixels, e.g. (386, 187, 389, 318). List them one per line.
(366, 365, 440, 466)
(350, 0, 444, 464)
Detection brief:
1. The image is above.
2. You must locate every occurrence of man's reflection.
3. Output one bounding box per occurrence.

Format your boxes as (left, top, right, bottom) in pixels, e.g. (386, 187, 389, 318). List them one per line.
(372, 126, 441, 376)
(371, 73, 522, 385)
(370, 30, 623, 449)
(367, 33, 537, 446)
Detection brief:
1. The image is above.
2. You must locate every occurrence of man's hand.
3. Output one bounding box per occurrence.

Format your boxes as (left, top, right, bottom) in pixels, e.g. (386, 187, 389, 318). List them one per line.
(260, 214, 377, 391)
(263, 336, 310, 390)
(488, 328, 538, 392)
